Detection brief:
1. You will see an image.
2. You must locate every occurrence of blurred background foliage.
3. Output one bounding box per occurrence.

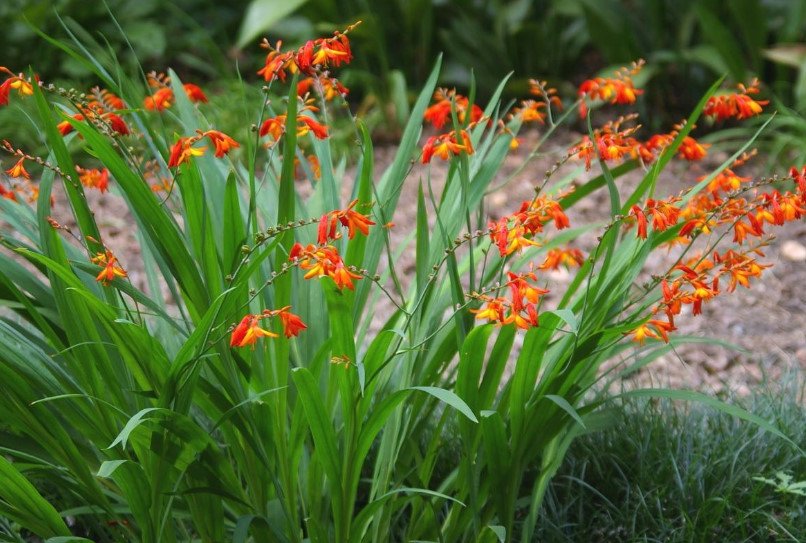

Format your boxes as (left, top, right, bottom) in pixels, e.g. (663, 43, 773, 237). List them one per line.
(4, 0, 806, 145)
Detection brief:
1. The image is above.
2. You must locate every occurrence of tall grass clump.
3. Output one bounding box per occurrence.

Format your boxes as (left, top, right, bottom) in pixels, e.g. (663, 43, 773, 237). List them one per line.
(0, 21, 803, 542)
(539, 374, 805, 541)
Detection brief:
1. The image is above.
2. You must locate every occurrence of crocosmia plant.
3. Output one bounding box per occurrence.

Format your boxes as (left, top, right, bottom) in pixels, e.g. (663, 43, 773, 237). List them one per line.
(0, 21, 801, 543)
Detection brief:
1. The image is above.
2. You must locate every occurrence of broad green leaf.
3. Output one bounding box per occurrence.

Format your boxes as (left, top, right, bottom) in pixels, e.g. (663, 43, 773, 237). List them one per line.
(410, 386, 478, 423)
(237, 0, 308, 48)
(0, 455, 70, 537)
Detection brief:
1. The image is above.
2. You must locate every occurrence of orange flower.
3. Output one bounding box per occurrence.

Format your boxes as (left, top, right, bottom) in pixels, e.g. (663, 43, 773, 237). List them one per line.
(259, 113, 329, 143)
(318, 199, 375, 244)
(289, 243, 362, 290)
(421, 129, 474, 163)
(705, 80, 768, 121)
(268, 306, 308, 338)
(470, 296, 508, 324)
(298, 115, 329, 139)
(539, 247, 585, 270)
(297, 75, 349, 100)
(577, 60, 644, 118)
(630, 319, 676, 344)
(144, 87, 174, 111)
(183, 83, 208, 103)
(511, 99, 547, 124)
(677, 136, 708, 161)
(203, 130, 239, 158)
(91, 250, 127, 286)
(57, 113, 84, 135)
(258, 41, 297, 82)
(5, 157, 30, 179)
(506, 271, 549, 310)
(230, 314, 278, 348)
(0, 67, 33, 106)
(76, 166, 110, 193)
(489, 219, 539, 257)
(715, 249, 770, 292)
(424, 89, 484, 129)
(569, 118, 641, 170)
(168, 137, 206, 168)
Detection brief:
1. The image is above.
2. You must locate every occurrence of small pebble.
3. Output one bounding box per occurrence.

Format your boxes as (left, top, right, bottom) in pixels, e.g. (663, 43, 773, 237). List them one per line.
(780, 240, 806, 262)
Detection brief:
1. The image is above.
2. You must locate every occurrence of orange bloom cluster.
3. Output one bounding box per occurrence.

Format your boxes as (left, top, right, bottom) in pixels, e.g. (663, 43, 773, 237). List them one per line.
(631, 245, 773, 345)
(629, 197, 682, 239)
(421, 129, 474, 163)
(511, 100, 548, 124)
(143, 73, 208, 111)
(76, 166, 110, 193)
(539, 247, 585, 270)
(260, 113, 328, 144)
(2, 156, 40, 202)
(489, 196, 570, 257)
(167, 129, 239, 168)
(317, 199, 375, 244)
(508, 82, 561, 126)
(289, 243, 362, 290)
(471, 270, 549, 329)
(423, 88, 484, 129)
(577, 60, 644, 118)
(628, 164, 806, 344)
(0, 67, 33, 106)
(258, 23, 357, 83)
(91, 250, 127, 286)
(297, 75, 349, 101)
(569, 117, 641, 170)
(529, 80, 563, 110)
(58, 88, 130, 137)
(704, 79, 768, 121)
(636, 122, 709, 164)
(230, 306, 307, 348)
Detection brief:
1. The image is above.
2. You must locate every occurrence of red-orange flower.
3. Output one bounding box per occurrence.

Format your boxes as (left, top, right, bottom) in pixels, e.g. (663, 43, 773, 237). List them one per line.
(297, 75, 349, 100)
(577, 60, 644, 118)
(144, 87, 174, 111)
(289, 243, 362, 290)
(421, 129, 474, 163)
(91, 250, 127, 286)
(539, 247, 585, 270)
(705, 80, 768, 121)
(677, 136, 708, 161)
(183, 83, 208, 103)
(424, 89, 484, 129)
(203, 130, 240, 158)
(230, 314, 278, 348)
(168, 137, 206, 168)
(267, 306, 308, 338)
(5, 157, 30, 179)
(318, 199, 375, 244)
(76, 166, 110, 193)
(259, 112, 329, 144)
(630, 319, 676, 344)
(511, 99, 547, 124)
(0, 67, 33, 106)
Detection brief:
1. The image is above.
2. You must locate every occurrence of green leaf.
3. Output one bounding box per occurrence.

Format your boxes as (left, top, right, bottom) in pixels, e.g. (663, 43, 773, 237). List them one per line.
(96, 460, 128, 478)
(410, 386, 478, 423)
(0, 455, 70, 537)
(237, 0, 308, 48)
(543, 395, 586, 429)
(107, 407, 164, 449)
(291, 367, 342, 502)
